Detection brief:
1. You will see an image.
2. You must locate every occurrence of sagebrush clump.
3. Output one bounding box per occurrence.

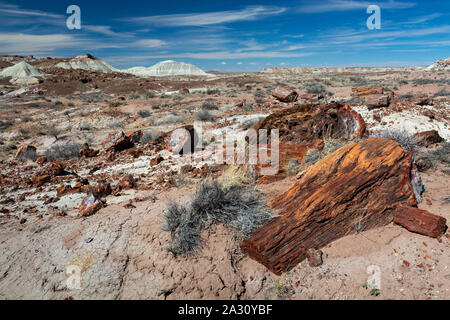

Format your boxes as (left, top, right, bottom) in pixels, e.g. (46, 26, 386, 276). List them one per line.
(162, 181, 272, 256)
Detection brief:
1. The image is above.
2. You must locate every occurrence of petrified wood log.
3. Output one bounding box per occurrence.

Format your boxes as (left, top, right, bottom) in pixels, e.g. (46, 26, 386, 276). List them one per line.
(271, 85, 299, 103)
(253, 103, 366, 145)
(241, 138, 421, 275)
(394, 204, 447, 238)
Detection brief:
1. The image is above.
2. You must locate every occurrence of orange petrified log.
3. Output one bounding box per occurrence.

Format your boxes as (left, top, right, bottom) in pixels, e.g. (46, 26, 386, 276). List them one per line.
(241, 138, 420, 275)
(394, 204, 447, 238)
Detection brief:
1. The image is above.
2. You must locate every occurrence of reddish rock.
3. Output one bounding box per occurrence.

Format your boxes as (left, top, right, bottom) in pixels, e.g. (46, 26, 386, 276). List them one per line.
(102, 132, 134, 153)
(413, 130, 443, 147)
(94, 182, 112, 198)
(179, 88, 190, 94)
(118, 175, 135, 190)
(271, 85, 298, 103)
(125, 130, 143, 144)
(306, 249, 324, 267)
(352, 86, 384, 97)
(50, 160, 65, 176)
(150, 155, 164, 166)
(252, 103, 366, 145)
(14, 145, 37, 161)
(36, 157, 48, 165)
(394, 204, 447, 238)
(365, 94, 391, 110)
(32, 175, 51, 187)
(57, 185, 73, 197)
(112, 96, 125, 102)
(241, 138, 421, 275)
(79, 195, 103, 217)
(79, 144, 99, 158)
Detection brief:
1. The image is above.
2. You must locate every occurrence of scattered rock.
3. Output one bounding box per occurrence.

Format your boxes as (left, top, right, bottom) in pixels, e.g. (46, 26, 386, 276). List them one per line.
(271, 85, 298, 103)
(306, 249, 323, 267)
(79, 194, 103, 217)
(394, 204, 447, 238)
(118, 175, 135, 190)
(14, 145, 37, 161)
(413, 130, 443, 147)
(102, 132, 134, 153)
(352, 86, 384, 97)
(365, 94, 391, 110)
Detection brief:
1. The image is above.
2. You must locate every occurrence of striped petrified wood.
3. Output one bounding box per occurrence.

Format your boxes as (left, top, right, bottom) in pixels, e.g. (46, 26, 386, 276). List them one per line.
(241, 138, 421, 275)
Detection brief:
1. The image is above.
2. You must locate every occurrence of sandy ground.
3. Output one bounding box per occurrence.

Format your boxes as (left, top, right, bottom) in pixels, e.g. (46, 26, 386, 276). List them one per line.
(0, 168, 448, 300)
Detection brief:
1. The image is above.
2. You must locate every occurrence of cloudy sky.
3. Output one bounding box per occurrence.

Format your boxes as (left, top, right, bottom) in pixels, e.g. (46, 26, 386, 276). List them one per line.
(0, 0, 449, 70)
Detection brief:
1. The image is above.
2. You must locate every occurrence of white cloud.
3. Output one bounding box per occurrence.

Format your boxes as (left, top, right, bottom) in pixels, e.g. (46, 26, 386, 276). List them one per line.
(221, 62, 227, 65)
(237, 62, 243, 65)
(299, 0, 416, 13)
(0, 32, 123, 54)
(133, 39, 168, 48)
(122, 6, 286, 27)
(149, 50, 313, 60)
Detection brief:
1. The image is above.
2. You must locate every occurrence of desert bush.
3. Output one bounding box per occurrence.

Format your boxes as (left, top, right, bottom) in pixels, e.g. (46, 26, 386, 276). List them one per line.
(254, 90, 265, 98)
(433, 89, 450, 97)
(195, 110, 215, 122)
(399, 79, 409, 85)
(109, 101, 123, 108)
(152, 105, 160, 110)
(162, 181, 272, 256)
(137, 110, 151, 118)
(322, 139, 351, 156)
(285, 158, 300, 176)
(303, 149, 321, 164)
(0, 120, 13, 130)
(44, 143, 80, 160)
(221, 165, 255, 190)
(201, 101, 218, 110)
(45, 127, 61, 140)
(78, 123, 92, 131)
(305, 83, 328, 96)
(21, 116, 32, 123)
(399, 93, 413, 99)
(127, 92, 141, 100)
(143, 91, 155, 99)
(158, 115, 183, 125)
(141, 130, 162, 144)
(417, 142, 450, 168)
(207, 88, 220, 95)
(371, 129, 418, 153)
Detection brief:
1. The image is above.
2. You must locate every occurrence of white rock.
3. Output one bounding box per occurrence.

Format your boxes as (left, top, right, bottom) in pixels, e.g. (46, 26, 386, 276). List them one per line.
(122, 60, 210, 77)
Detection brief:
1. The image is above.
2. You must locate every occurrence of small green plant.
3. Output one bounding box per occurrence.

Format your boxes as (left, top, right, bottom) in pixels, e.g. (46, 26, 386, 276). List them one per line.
(285, 158, 300, 176)
(195, 110, 215, 122)
(137, 110, 151, 118)
(303, 149, 321, 164)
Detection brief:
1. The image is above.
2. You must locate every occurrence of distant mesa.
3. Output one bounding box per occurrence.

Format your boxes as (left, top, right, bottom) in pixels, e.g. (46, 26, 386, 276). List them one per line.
(425, 57, 450, 71)
(122, 60, 210, 77)
(55, 54, 119, 73)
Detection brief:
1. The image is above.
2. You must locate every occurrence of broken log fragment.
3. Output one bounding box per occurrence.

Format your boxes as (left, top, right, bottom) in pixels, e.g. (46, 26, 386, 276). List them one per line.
(394, 204, 447, 238)
(271, 85, 298, 103)
(241, 138, 421, 275)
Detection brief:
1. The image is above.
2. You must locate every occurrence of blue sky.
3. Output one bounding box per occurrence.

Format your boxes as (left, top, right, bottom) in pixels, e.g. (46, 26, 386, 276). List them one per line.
(0, 0, 449, 71)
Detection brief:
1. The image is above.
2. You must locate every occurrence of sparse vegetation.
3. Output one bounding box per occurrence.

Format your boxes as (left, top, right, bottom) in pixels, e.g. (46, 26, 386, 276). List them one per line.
(371, 129, 419, 153)
(201, 101, 218, 110)
(44, 143, 81, 160)
(285, 159, 300, 176)
(195, 110, 215, 122)
(137, 110, 151, 118)
(303, 149, 321, 164)
(162, 181, 272, 256)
